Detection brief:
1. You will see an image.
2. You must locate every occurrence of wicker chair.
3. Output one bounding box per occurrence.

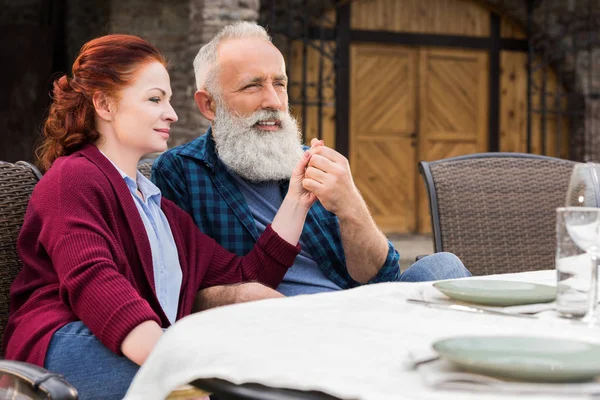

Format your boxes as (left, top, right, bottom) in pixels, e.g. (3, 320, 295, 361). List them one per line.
(0, 161, 78, 399)
(137, 160, 153, 180)
(419, 153, 577, 276)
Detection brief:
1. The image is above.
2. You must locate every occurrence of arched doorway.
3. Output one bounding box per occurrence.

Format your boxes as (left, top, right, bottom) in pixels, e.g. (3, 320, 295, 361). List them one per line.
(261, 0, 569, 234)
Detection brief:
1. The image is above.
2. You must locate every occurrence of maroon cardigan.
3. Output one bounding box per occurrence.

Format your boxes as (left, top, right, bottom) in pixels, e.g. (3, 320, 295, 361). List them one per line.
(4, 145, 300, 366)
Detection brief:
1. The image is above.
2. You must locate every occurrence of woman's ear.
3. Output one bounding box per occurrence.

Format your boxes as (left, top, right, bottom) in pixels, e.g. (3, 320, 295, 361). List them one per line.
(92, 92, 115, 122)
(194, 90, 216, 122)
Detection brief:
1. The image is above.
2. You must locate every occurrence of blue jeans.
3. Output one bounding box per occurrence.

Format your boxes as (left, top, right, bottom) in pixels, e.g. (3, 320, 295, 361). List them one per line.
(44, 321, 139, 400)
(400, 252, 471, 281)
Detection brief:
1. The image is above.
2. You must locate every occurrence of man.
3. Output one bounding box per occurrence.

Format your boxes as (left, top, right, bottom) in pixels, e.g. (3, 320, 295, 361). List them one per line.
(152, 22, 470, 300)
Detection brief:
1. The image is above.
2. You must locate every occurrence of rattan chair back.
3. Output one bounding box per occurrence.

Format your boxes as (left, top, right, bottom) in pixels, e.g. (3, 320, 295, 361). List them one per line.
(137, 161, 153, 180)
(0, 162, 40, 357)
(419, 153, 577, 276)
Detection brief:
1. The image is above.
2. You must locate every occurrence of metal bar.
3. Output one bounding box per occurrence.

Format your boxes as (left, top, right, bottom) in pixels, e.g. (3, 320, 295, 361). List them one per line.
(286, 0, 293, 103)
(335, 2, 350, 157)
(50, 0, 67, 75)
(588, 0, 595, 160)
(488, 13, 501, 152)
(349, 30, 491, 48)
(301, 0, 308, 141)
(531, 108, 585, 115)
(301, 27, 528, 53)
(499, 38, 529, 52)
(555, 62, 563, 158)
(526, 0, 534, 153)
(270, 0, 276, 31)
(540, 0, 549, 155)
(317, 16, 325, 141)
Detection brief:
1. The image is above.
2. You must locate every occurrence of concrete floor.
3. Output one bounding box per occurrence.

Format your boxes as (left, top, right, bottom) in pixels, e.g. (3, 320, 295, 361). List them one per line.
(388, 234, 435, 270)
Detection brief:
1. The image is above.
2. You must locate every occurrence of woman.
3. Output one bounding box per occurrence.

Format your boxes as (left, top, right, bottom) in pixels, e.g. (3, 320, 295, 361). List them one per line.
(4, 34, 316, 399)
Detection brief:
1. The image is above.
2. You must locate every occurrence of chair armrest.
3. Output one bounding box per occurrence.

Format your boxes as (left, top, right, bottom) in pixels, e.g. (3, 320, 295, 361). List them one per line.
(415, 254, 430, 261)
(0, 360, 77, 399)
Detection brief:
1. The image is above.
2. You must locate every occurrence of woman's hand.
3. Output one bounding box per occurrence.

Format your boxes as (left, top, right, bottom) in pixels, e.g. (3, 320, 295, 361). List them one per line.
(287, 138, 324, 210)
(121, 320, 163, 366)
(270, 139, 324, 245)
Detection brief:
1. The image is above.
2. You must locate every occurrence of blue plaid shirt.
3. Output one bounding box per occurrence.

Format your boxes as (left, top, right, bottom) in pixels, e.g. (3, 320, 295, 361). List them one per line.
(151, 129, 401, 289)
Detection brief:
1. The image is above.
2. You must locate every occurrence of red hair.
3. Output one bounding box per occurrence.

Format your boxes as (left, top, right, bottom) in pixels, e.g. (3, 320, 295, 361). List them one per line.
(37, 34, 167, 172)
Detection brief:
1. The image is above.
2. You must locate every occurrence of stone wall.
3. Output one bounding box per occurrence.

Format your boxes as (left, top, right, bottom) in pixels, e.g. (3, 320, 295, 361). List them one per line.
(108, 0, 195, 146)
(108, 0, 261, 146)
(480, 0, 600, 161)
(0, 0, 261, 162)
(186, 0, 261, 144)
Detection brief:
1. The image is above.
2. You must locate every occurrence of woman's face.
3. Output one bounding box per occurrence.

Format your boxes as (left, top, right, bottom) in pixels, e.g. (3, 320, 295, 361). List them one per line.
(111, 61, 178, 155)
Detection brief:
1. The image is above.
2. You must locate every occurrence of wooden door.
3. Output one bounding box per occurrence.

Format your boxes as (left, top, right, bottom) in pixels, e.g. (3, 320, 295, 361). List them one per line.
(417, 48, 489, 233)
(350, 44, 419, 234)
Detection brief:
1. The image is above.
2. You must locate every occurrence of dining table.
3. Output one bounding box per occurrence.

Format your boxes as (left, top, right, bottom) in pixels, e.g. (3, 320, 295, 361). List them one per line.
(124, 269, 600, 400)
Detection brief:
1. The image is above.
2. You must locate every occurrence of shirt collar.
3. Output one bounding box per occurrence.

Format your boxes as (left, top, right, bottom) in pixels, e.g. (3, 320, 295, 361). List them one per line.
(178, 127, 219, 168)
(97, 149, 162, 203)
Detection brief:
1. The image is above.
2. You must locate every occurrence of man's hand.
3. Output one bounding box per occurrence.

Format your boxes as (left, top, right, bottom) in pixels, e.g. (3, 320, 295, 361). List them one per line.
(193, 283, 284, 312)
(303, 138, 364, 219)
(302, 139, 389, 283)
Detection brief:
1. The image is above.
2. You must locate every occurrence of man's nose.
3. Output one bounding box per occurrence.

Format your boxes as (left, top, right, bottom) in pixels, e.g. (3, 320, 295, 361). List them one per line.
(261, 84, 283, 110)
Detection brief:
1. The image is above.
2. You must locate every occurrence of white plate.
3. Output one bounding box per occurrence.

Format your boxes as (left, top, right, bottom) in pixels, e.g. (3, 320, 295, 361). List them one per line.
(433, 336, 600, 382)
(433, 280, 556, 306)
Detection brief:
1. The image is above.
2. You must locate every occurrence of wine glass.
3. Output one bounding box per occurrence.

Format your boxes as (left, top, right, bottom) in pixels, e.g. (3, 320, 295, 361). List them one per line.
(564, 162, 600, 323)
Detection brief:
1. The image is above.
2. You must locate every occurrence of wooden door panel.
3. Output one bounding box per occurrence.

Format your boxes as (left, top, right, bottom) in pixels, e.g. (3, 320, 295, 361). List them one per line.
(418, 48, 489, 233)
(421, 50, 487, 140)
(354, 138, 417, 233)
(352, 45, 417, 136)
(350, 44, 418, 233)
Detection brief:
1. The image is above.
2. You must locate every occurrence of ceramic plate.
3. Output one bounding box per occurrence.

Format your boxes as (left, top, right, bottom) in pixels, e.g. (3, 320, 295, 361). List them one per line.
(432, 280, 556, 306)
(433, 336, 600, 382)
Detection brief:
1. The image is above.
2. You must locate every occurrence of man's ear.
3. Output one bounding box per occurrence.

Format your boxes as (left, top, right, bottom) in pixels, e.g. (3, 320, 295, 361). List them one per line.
(194, 90, 216, 121)
(92, 92, 115, 122)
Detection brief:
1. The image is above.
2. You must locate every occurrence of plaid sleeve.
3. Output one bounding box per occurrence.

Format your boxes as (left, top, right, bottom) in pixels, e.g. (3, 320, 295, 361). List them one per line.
(366, 240, 401, 284)
(151, 152, 191, 214)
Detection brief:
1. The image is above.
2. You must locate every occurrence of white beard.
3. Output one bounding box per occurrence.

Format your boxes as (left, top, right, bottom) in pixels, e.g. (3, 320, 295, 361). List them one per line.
(211, 104, 304, 182)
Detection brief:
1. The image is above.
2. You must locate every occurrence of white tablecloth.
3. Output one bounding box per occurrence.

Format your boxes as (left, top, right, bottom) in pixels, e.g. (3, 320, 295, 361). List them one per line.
(125, 270, 600, 400)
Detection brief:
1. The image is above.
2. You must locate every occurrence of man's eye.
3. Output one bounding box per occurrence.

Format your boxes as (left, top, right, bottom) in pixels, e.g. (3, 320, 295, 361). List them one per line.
(244, 84, 259, 89)
(149, 97, 161, 103)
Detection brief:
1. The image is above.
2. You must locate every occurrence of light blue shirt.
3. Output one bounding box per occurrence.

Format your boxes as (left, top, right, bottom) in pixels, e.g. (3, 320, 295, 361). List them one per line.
(229, 172, 342, 296)
(100, 152, 182, 323)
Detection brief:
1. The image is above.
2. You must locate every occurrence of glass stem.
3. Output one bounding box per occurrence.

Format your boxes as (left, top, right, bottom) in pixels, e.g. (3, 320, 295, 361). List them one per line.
(584, 253, 599, 322)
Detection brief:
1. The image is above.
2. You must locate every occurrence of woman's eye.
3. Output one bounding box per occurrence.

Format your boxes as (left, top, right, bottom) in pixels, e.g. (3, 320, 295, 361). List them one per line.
(149, 97, 161, 103)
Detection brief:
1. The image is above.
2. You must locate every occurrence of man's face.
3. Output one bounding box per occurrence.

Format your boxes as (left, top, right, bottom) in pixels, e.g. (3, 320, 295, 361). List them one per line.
(217, 37, 289, 121)
(209, 38, 304, 182)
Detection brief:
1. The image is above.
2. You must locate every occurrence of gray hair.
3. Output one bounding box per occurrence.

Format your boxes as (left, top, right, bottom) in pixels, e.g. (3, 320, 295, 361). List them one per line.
(193, 22, 272, 94)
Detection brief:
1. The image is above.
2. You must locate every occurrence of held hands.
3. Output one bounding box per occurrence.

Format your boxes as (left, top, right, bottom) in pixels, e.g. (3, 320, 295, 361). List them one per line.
(287, 141, 323, 210)
(302, 138, 363, 218)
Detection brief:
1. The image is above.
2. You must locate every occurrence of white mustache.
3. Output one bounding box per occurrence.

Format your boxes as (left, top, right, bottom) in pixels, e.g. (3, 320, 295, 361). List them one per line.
(240, 110, 284, 126)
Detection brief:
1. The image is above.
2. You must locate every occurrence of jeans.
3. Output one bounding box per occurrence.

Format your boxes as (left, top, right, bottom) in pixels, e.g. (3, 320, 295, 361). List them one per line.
(400, 252, 471, 281)
(44, 321, 139, 400)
